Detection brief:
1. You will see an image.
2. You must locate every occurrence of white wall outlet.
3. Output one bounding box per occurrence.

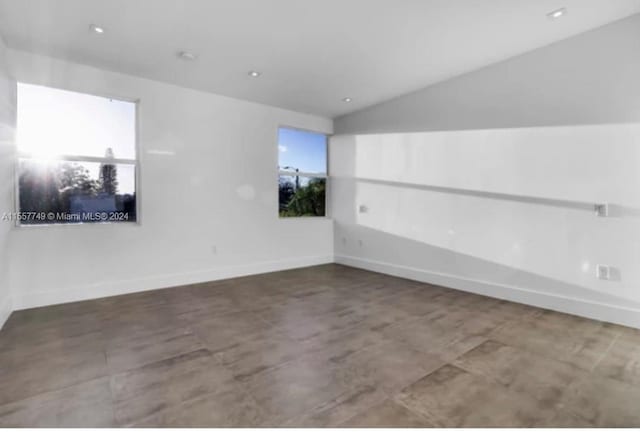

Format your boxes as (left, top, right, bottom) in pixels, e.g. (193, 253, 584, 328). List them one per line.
(596, 264, 611, 280)
(594, 203, 609, 217)
(341, 237, 347, 245)
(358, 239, 363, 247)
(211, 245, 217, 255)
(358, 205, 368, 213)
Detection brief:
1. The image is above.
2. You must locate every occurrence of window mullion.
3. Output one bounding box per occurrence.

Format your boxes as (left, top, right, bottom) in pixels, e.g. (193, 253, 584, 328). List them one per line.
(278, 170, 326, 178)
(18, 153, 137, 165)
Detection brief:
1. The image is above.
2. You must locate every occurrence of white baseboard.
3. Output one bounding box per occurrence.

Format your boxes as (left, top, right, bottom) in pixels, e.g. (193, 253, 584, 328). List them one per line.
(12, 254, 334, 311)
(335, 254, 640, 330)
(12, 252, 640, 330)
(0, 294, 12, 330)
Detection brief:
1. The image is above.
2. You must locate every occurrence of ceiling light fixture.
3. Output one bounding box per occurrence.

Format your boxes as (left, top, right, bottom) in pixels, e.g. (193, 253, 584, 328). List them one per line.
(89, 24, 105, 34)
(248, 70, 261, 78)
(342, 97, 352, 103)
(177, 51, 198, 61)
(547, 7, 567, 20)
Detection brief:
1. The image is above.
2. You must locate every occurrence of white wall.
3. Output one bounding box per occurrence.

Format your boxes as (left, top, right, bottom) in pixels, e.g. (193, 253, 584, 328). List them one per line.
(7, 49, 333, 310)
(0, 37, 16, 328)
(331, 124, 640, 328)
(330, 13, 640, 329)
(335, 13, 640, 134)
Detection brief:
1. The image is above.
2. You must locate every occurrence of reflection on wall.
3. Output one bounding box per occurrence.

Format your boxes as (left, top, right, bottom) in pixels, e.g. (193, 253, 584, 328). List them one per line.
(330, 124, 640, 326)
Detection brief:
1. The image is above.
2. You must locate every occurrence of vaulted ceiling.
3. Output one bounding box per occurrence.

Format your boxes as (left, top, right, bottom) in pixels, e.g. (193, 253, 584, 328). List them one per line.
(1, 0, 639, 117)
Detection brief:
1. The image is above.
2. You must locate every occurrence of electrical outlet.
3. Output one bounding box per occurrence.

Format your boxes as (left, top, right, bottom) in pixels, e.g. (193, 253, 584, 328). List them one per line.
(341, 237, 347, 245)
(357, 239, 363, 247)
(211, 245, 217, 255)
(358, 205, 368, 213)
(596, 264, 610, 280)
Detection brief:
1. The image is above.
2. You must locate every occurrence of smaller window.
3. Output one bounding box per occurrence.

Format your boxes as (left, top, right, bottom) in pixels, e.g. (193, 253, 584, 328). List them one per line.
(277, 127, 327, 217)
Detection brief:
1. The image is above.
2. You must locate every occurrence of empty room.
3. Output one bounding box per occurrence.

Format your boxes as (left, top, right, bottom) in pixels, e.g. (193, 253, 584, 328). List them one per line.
(1, 0, 640, 430)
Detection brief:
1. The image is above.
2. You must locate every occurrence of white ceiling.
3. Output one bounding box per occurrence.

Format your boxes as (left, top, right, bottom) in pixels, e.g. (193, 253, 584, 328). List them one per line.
(1, 0, 639, 118)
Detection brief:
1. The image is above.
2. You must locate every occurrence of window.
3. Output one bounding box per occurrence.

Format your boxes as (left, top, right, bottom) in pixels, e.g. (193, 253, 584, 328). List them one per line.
(16, 83, 138, 225)
(277, 127, 327, 217)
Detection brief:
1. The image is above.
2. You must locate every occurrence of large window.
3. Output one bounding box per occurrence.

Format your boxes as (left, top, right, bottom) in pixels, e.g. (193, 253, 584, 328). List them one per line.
(278, 127, 327, 217)
(15, 83, 138, 225)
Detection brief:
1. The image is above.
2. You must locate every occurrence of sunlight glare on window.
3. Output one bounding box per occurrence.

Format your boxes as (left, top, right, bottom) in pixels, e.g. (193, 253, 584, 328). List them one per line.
(15, 83, 138, 225)
(16, 83, 136, 159)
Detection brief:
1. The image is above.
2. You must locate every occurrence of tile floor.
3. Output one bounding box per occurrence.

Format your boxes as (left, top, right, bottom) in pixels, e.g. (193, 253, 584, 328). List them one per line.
(0, 264, 638, 427)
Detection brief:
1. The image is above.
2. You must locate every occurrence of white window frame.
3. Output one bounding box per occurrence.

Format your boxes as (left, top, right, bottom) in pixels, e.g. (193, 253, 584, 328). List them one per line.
(14, 83, 141, 227)
(277, 125, 329, 218)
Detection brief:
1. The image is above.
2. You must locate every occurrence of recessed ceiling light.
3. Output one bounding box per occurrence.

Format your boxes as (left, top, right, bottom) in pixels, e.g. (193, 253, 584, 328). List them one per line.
(248, 71, 261, 78)
(177, 51, 198, 61)
(342, 97, 352, 103)
(547, 7, 567, 20)
(89, 24, 105, 34)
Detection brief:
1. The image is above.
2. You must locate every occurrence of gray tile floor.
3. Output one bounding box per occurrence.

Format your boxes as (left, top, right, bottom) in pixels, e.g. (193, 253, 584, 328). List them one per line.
(1, 264, 639, 427)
